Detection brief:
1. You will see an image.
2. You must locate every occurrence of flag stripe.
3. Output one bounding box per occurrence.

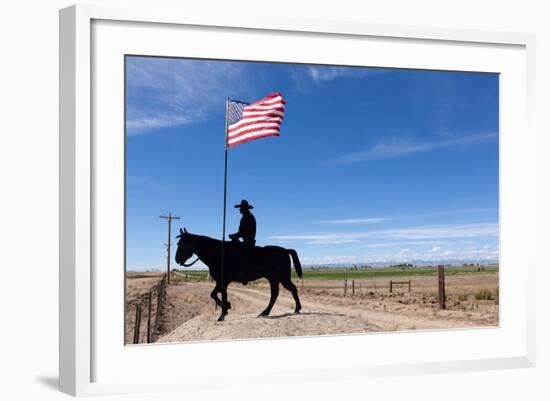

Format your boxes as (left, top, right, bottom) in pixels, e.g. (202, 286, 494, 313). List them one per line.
(247, 104, 285, 112)
(227, 116, 283, 132)
(244, 100, 284, 108)
(228, 116, 282, 133)
(243, 108, 284, 115)
(247, 99, 285, 106)
(253, 96, 286, 106)
(227, 92, 286, 147)
(242, 110, 284, 118)
(228, 131, 280, 146)
(228, 122, 282, 139)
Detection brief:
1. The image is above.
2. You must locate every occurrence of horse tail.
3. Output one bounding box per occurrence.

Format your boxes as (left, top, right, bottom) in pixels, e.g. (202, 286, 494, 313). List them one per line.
(287, 249, 302, 278)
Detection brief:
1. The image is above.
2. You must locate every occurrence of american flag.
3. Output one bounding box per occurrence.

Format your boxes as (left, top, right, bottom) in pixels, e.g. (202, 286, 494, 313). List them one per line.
(226, 92, 286, 147)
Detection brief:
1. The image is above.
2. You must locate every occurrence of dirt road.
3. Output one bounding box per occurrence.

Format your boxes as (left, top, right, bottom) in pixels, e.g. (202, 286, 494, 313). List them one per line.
(157, 279, 497, 343)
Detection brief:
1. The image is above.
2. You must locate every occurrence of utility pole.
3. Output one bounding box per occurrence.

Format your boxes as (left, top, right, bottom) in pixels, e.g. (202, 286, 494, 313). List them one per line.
(159, 212, 180, 284)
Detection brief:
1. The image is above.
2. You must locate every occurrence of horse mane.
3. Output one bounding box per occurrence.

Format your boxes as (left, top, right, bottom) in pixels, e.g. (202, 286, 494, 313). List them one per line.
(187, 233, 226, 247)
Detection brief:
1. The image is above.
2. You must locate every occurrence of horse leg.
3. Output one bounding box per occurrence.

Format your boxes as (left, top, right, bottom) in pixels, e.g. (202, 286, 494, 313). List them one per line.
(210, 285, 222, 308)
(281, 280, 302, 314)
(218, 285, 230, 322)
(210, 284, 231, 310)
(259, 280, 279, 317)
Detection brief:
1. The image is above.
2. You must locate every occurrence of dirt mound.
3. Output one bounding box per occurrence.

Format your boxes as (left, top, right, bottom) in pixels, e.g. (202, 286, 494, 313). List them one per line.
(159, 302, 378, 343)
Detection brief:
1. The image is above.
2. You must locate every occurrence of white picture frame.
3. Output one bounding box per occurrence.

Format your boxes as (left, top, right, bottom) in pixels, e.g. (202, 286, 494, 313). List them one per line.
(59, 4, 536, 397)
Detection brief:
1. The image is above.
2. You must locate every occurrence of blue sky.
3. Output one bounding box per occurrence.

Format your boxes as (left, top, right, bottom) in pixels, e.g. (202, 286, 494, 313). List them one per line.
(125, 56, 499, 271)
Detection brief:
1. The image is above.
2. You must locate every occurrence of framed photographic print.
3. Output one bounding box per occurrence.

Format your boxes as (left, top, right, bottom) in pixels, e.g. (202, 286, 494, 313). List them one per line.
(59, 4, 536, 397)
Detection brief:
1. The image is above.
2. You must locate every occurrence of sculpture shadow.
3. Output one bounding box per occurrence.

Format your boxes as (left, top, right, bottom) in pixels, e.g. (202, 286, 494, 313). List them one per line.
(262, 311, 339, 320)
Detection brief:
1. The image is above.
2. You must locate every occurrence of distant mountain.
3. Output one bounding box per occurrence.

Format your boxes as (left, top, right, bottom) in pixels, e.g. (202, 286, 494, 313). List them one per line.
(304, 258, 499, 269)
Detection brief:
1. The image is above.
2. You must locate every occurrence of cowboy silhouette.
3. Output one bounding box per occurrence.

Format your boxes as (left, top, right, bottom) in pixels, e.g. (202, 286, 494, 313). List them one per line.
(229, 199, 256, 245)
(229, 199, 256, 284)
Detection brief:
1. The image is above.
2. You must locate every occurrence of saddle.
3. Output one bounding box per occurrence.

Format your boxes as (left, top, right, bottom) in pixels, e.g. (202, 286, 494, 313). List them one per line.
(228, 241, 259, 258)
(228, 241, 259, 285)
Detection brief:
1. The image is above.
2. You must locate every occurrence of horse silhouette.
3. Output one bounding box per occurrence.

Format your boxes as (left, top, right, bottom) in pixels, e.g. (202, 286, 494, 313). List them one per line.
(175, 228, 302, 321)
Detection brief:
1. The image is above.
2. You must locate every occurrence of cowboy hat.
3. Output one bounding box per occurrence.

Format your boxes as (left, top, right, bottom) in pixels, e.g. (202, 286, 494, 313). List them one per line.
(234, 199, 254, 209)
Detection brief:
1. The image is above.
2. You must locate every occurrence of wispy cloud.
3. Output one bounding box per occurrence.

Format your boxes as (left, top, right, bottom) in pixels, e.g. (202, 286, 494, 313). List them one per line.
(306, 66, 384, 83)
(333, 132, 498, 163)
(126, 57, 250, 136)
(411, 208, 498, 218)
(312, 208, 496, 226)
(314, 217, 386, 225)
(302, 255, 364, 264)
(308, 239, 363, 245)
(301, 245, 499, 265)
(364, 240, 448, 249)
(126, 114, 192, 133)
(379, 223, 498, 240)
(365, 242, 401, 248)
(269, 222, 498, 245)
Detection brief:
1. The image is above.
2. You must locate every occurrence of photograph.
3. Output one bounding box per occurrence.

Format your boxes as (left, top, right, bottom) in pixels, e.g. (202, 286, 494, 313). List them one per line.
(124, 56, 499, 345)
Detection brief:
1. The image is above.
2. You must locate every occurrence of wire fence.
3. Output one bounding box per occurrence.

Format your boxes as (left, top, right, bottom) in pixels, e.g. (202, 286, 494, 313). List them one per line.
(126, 274, 168, 344)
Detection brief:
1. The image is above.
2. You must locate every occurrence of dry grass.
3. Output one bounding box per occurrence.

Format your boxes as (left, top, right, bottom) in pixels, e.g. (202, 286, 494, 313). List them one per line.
(475, 288, 495, 300)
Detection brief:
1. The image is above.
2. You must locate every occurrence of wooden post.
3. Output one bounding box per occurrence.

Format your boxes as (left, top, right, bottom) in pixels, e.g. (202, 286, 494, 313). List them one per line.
(408, 280, 411, 292)
(160, 213, 180, 284)
(133, 304, 142, 344)
(390, 280, 393, 293)
(162, 276, 166, 304)
(438, 265, 446, 309)
(344, 279, 348, 296)
(146, 291, 152, 343)
(352, 280, 355, 295)
(154, 278, 163, 334)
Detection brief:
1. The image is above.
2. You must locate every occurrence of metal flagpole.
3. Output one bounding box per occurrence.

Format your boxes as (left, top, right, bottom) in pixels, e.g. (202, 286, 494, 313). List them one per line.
(220, 98, 230, 304)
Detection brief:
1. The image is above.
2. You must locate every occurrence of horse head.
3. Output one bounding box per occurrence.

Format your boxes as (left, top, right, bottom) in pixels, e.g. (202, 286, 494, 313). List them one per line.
(175, 227, 194, 266)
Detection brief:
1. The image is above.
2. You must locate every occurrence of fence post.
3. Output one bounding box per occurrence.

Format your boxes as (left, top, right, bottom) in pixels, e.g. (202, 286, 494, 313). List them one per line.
(352, 280, 355, 295)
(408, 280, 411, 292)
(133, 304, 142, 344)
(154, 278, 163, 337)
(390, 280, 393, 293)
(146, 291, 152, 343)
(344, 279, 348, 296)
(438, 265, 446, 309)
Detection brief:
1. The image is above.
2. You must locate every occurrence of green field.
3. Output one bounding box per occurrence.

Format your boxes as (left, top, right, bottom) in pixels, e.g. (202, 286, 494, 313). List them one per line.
(172, 265, 498, 281)
(292, 265, 498, 280)
(171, 270, 210, 281)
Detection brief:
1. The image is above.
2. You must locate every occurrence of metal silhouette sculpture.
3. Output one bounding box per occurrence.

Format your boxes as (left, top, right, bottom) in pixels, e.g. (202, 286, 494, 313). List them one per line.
(175, 227, 303, 322)
(229, 199, 256, 245)
(228, 199, 256, 285)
